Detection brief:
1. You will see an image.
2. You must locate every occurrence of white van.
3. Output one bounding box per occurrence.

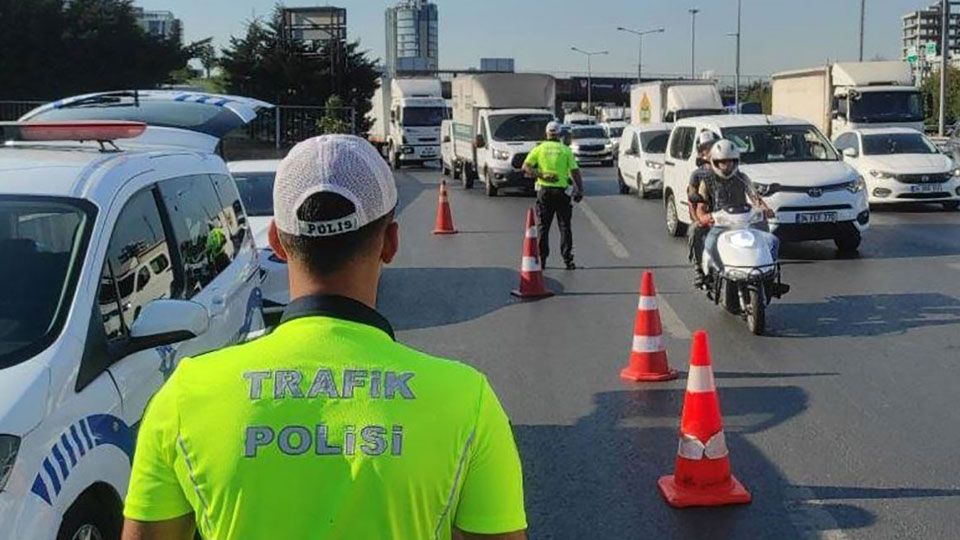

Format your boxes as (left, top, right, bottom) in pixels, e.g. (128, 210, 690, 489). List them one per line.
(662, 115, 869, 252)
(617, 123, 672, 198)
(2, 92, 270, 539)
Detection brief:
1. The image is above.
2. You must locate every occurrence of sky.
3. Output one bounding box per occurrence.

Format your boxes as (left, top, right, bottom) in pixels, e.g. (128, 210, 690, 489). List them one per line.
(136, 0, 931, 78)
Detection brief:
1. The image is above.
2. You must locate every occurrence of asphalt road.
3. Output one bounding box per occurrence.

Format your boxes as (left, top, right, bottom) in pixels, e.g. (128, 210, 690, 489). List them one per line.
(378, 164, 960, 540)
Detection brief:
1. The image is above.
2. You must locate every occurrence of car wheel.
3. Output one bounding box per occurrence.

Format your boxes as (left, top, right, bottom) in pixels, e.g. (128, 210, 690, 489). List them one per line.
(617, 170, 630, 194)
(57, 488, 121, 540)
(942, 200, 960, 211)
(484, 169, 498, 197)
(834, 227, 861, 254)
(665, 192, 688, 237)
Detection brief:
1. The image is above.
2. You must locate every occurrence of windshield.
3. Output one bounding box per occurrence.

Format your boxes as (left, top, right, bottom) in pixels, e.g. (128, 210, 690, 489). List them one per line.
(488, 114, 554, 142)
(722, 124, 839, 164)
(0, 197, 95, 369)
(849, 91, 924, 123)
(674, 108, 725, 121)
(572, 127, 606, 140)
(641, 131, 670, 153)
(233, 172, 276, 217)
(607, 126, 625, 138)
(862, 133, 938, 155)
(402, 107, 445, 127)
(23, 100, 246, 137)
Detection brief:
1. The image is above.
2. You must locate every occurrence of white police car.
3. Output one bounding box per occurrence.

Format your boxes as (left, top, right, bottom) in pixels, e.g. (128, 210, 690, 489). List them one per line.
(1, 95, 269, 539)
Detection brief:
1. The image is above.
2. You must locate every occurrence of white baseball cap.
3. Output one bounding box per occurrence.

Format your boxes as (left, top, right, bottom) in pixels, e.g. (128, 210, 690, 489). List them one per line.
(546, 121, 561, 136)
(273, 135, 398, 237)
(697, 130, 719, 149)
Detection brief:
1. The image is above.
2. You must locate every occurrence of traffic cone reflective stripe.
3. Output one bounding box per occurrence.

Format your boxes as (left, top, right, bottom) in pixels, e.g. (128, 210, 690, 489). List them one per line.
(657, 331, 751, 508)
(432, 180, 457, 235)
(619, 272, 677, 382)
(511, 208, 553, 299)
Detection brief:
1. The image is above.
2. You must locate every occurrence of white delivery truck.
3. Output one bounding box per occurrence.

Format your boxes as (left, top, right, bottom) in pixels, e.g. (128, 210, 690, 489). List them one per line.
(772, 61, 924, 139)
(630, 80, 724, 124)
(451, 73, 556, 196)
(599, 106, 627, 123)
(367, 76, 446, 169)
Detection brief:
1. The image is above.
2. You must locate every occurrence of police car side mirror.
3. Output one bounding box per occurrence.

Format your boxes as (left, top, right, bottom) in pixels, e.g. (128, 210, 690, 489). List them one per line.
(842, 147, 858, 159)
(127, 300, 209, 353)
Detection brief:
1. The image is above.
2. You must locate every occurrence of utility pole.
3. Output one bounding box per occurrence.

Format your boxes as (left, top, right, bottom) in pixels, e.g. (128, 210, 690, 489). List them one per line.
(571, 47, 609, 113)
(617, 27, 666, 84)
(727, 0, 742, 110)
(858, 0, 866, 62)
(689, 8, 700, 78)
(940, 0, 949, 136)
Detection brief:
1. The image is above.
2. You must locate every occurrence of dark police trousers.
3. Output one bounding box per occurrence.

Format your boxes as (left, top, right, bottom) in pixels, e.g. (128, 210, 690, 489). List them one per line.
(536, 187, 573, 265)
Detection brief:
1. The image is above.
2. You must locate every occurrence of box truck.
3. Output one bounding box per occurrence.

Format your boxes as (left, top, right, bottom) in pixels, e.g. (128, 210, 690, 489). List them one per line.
(451, 73, 556, 196)
(367, 76, 445, 168)
(772, 61, 923, 138)
(630, 81, 724, 124)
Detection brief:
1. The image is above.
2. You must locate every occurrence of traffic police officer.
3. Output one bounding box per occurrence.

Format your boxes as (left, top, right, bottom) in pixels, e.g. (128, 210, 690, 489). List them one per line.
(122, 135, 528, 540)
(522, 121, 584, 270)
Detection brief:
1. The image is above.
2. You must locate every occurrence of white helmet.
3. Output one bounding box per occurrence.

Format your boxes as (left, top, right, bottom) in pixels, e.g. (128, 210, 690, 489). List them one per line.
(545, 121, 561, 137)
(710, 139, 740, 179)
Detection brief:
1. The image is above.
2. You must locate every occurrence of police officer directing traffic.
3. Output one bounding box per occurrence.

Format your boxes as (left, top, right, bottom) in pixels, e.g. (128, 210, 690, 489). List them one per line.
(121, 135, 528, 540)
(522, 121, 584, 270)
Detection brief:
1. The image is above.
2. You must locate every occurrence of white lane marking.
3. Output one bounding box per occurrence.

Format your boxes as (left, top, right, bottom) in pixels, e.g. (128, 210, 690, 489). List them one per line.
(578, 200, 629, 259)
(656, 295, 691, 339)
(784, 486, 851, 540)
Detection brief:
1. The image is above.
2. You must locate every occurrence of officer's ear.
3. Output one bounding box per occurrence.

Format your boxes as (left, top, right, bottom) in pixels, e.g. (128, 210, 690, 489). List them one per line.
(380, 220, 399, 265)
(268, 220, 288, 261)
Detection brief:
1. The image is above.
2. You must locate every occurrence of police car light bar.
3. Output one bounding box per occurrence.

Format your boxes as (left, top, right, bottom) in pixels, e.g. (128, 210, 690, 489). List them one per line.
(0, 121, 147, 143)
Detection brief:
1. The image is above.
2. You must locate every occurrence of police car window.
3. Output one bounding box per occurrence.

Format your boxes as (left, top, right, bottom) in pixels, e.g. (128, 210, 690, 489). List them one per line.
(0, 197, 94, 369)
(211, 174, 249, 255)
(159, 175, 235, 298)
(98, 188, 173, 340)
(234, 172, 276, 217)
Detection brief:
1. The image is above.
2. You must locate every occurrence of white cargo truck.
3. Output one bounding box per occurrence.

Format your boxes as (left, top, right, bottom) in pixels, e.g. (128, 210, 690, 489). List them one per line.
(367, 76, 445, 169)
(451, 73, 556, 196)
(599, 106, 627, 123)
(630, 80, 724, 124)
(772, 61, 924, 139)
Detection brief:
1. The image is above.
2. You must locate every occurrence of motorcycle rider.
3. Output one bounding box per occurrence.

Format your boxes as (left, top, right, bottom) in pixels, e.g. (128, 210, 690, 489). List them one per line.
(693, 139, 775, 285)
(687, 130, 719, 286)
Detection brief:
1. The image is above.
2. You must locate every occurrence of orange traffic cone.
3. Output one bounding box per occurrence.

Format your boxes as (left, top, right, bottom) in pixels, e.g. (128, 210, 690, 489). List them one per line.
(658, 331, 751, 508)
(620, 272, 678, 382)
(432, 180, 457, 235)
(511, 208, 553, 299)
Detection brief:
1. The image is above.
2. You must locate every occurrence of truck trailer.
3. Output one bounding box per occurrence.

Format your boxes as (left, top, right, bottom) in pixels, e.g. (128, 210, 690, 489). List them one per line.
(630, 80, 724, 125)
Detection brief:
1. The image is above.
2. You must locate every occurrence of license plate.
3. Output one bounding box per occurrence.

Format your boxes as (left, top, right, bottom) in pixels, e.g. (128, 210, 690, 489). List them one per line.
(910, 183, 942, 193)
(796, 211, 838, 224)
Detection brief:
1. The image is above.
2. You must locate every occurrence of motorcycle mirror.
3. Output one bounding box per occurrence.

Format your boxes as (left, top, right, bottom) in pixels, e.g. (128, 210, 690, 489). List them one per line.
(768, 183, 782, 194)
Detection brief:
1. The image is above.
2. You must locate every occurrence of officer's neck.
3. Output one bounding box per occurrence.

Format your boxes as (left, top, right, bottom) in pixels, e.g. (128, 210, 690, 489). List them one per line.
(288, 260, 380, 310)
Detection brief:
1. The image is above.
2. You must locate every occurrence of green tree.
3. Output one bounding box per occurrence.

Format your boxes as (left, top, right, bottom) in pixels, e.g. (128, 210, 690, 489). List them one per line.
(317, 95, 352, 134)
(197, 39, 218, 79)
(742, 80, 772, 114)
(920, 67, 960, 127)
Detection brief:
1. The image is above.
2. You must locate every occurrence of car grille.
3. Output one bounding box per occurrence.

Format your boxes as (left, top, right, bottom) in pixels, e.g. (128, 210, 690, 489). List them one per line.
(896, 192, 952, 199)
(896, 173, 951, 184)
(512, 153, 528, 168)
(577, 145, 605, 152)
(776, 182, 850, 194)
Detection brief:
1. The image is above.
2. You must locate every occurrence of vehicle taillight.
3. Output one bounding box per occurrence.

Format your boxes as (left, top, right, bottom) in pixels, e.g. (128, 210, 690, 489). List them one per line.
(1, 121, 147, 142)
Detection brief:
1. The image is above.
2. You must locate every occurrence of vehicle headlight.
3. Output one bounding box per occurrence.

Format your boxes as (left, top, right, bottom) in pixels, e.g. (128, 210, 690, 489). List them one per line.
(492, 149, 510, 160)
(847, 176, 866, 193)
(952, 168, 960, 177)
(645, 160, 664, 170)
(869, 169, 895, 179)
(0, 435, 20, 492)
(402, 146, 414, 154)
(754, 182, 771, 196)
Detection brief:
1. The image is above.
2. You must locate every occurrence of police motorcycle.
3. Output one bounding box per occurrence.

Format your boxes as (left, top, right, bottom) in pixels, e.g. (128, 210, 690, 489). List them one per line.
(700, 203, 790, 335)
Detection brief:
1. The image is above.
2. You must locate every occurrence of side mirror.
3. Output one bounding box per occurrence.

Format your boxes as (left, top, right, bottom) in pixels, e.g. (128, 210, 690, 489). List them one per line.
(475, 134, 486, 148)
(624, 148, 637, 156)
(842, 147, 859, 159)
(442, 135, 451, 143)
(768, 183, 782, 195)
(128, 299, 209, 352)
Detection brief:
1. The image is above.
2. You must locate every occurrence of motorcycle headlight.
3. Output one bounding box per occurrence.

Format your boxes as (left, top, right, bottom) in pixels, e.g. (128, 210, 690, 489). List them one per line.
(847, 176, 866, 193)
(869, 169, 894, 179)
(492, 149, 510, 160)
(645, 160, 664, 170)
(0, 435, 20, 492)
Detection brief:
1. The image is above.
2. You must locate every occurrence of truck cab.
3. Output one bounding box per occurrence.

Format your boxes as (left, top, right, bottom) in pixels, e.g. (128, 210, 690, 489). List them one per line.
(386, 97, 445, 168)
(832, 85, 924, 136)
(474, 109, 555, 196)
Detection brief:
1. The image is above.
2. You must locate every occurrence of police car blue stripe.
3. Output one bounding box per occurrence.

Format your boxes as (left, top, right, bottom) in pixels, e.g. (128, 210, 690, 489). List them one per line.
(42, 458, 61, 495)
(195, 95, 210, 104)
(70, 424, 86, 456)
(214, 98, 230, 106)
(30, 475, 51, 505)
(175, 94, 190, 102)
(86, 413, 137, 463)
(51, 444, 69, 480)
(80, 418, 94, 449)
(60, 434, 77, 466)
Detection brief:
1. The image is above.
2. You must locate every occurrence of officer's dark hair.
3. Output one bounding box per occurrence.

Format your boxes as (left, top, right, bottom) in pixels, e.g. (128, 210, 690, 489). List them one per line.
(278, 192, 394, 276)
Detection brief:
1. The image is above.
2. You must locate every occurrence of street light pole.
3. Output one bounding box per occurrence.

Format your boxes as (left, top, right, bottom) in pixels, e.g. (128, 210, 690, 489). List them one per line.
(858, 0, 866, 62)
(571, 47, 610, 113)
(940, 0, 949, 136)
(727, 0, 742, 110)
(689, 8, 700, 79)
(616, 26, 666, 83)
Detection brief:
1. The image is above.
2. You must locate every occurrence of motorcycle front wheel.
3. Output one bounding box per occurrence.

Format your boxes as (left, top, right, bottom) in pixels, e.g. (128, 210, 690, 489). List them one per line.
(746, 286, 766, 335)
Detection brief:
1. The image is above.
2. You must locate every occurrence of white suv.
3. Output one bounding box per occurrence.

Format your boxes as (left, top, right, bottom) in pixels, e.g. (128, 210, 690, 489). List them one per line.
(1, 93, 270, 539)
(662, 115, 869, 253)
